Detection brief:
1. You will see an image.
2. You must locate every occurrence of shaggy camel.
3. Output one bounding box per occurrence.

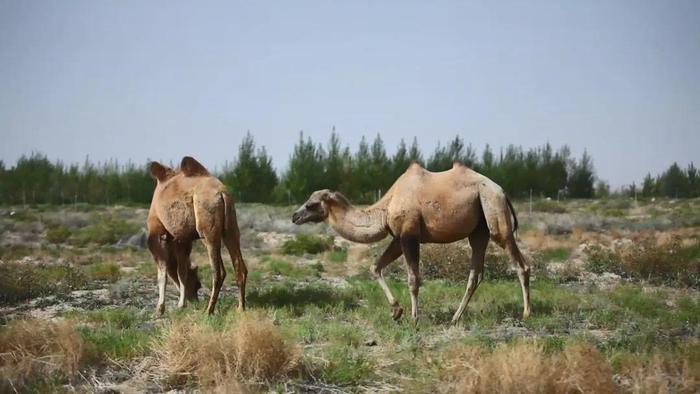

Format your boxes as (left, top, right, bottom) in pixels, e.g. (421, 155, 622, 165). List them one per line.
(147, 156, 247, 316)
(292, 162, 531, 322)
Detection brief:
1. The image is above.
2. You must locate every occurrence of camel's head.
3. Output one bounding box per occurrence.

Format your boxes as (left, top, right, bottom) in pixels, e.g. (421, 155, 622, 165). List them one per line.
(185, 266, 202, 301)
(292, 189, 342, 225)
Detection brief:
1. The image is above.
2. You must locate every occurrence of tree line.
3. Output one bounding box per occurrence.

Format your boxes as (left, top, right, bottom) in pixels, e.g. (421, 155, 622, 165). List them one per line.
(0, 132, 696, 205)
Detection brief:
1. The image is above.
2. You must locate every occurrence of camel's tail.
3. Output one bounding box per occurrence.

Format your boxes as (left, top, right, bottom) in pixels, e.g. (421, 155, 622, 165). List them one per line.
(220, 192, 229, 235)
(505, 195, 518, 234)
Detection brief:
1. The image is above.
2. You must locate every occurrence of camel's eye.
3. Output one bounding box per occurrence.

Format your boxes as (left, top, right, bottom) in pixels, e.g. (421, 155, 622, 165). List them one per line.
(306, 202, 320, 210)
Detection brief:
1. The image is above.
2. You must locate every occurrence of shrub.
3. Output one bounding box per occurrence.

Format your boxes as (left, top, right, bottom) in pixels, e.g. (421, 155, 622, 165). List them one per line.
(46, 225, 71, 244)
(621, 237, 700, 288)
(585, 245, 624, 275)
(0, 262, 87, 303)
(154, 312, 300, 387)
(281, 234, 334, 256)
(0, 319, 87, 391)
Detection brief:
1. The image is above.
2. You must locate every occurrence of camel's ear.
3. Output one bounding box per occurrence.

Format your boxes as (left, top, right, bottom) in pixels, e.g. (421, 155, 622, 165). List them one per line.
(149, 162, 172, 182)
(321, 190, 333, 201)
(180, 156, 210, 177)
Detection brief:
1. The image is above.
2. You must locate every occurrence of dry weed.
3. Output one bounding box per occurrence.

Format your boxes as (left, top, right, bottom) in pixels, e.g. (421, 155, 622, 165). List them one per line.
(441, 341, 616, 394)
(155, 311, 300, 389)
(625, 353, 699, 394)
(0, 318, 86, 391)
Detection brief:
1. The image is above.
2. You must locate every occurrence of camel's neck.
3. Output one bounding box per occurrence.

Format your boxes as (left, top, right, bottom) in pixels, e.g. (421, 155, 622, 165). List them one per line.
(327, 203, 389, 244)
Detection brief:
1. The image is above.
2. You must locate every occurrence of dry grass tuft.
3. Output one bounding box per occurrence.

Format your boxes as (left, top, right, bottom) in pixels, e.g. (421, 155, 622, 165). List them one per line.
(0, 318, 86, 391)
(155, 311, 300, 389)
(622, 351, 699, 394)
(441, 341, 616, 394)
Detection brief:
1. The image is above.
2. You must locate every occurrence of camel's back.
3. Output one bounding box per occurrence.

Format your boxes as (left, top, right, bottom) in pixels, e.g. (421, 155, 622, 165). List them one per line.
(150, 173, 228, 239)
(385, 163, 500, 241)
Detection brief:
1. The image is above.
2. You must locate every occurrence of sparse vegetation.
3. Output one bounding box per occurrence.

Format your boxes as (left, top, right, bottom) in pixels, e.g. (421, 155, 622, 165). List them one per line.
(0, 201, 698, 392)
(70, 214, 140, 246)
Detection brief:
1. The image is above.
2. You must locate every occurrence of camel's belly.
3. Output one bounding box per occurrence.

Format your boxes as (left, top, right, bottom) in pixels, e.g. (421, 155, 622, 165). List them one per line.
(387, 193, 482, 242)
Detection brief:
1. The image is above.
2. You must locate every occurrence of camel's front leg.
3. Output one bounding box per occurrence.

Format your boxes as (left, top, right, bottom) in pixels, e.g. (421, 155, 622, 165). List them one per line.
(173, 240, 193, 309)
(452, 226, 488, 324)
(401, 236, 421, 321)
(371, 237, 404, 320)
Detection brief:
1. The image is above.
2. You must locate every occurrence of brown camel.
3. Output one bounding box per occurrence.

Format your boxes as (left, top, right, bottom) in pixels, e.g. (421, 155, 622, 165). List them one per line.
(292, 162, 531, 323)
(147, 156, 247, 316)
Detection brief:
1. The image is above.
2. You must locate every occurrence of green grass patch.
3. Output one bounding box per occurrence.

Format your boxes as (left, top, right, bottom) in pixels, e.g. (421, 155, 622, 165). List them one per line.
(264, 256, 323, 279)
(539, 247, 571, 262)
(71, 307, 154, 360)
(327, 247, 348, 263)
(281, 234, 334, 255)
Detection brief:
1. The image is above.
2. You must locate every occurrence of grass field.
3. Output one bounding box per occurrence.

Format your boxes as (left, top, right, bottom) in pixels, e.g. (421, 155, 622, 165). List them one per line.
(0, 199, 698, 393)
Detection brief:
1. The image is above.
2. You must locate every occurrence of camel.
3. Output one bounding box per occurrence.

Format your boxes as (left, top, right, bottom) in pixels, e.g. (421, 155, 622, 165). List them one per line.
(147, 156, 247, 316)
(292, 162, 531, 323)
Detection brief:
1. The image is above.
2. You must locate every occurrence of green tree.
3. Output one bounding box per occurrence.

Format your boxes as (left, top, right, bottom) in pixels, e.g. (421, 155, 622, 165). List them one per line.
(567, 150, 595, 198)
(282, 132, 324, 203)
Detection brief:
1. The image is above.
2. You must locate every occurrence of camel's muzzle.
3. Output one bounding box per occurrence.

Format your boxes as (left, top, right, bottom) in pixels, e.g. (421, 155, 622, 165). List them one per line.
(292, 210, 305, 224)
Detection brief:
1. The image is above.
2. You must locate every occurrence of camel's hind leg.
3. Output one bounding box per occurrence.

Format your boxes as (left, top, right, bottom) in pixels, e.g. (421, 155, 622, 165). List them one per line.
(371, 237, 404, 320)
(223, 230, 247, 311)
(493, 233, 531, 318)
(201, 236, 225, 315)
(451, 219, 489, 324)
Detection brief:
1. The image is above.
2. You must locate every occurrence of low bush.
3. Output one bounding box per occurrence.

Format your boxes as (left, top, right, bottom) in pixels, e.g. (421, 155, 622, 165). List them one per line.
(585, 245, 625, 275)
(585, 238, 700, 287)
(281, 234, 334, 256)
(46, 225, 71, 243)
(621, 237, 700, 288)
(0, 262, 87, 303)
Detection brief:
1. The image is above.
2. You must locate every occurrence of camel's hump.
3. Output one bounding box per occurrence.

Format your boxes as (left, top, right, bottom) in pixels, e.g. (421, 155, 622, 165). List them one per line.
(180, 156, 210, 177)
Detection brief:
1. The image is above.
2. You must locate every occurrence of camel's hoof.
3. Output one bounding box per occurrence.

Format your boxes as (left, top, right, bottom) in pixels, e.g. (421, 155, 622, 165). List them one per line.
(391, 306, 403, 321)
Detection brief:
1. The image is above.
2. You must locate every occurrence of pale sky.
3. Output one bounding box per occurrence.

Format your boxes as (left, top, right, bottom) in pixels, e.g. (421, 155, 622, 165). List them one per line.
(1, 1, 699, 187)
